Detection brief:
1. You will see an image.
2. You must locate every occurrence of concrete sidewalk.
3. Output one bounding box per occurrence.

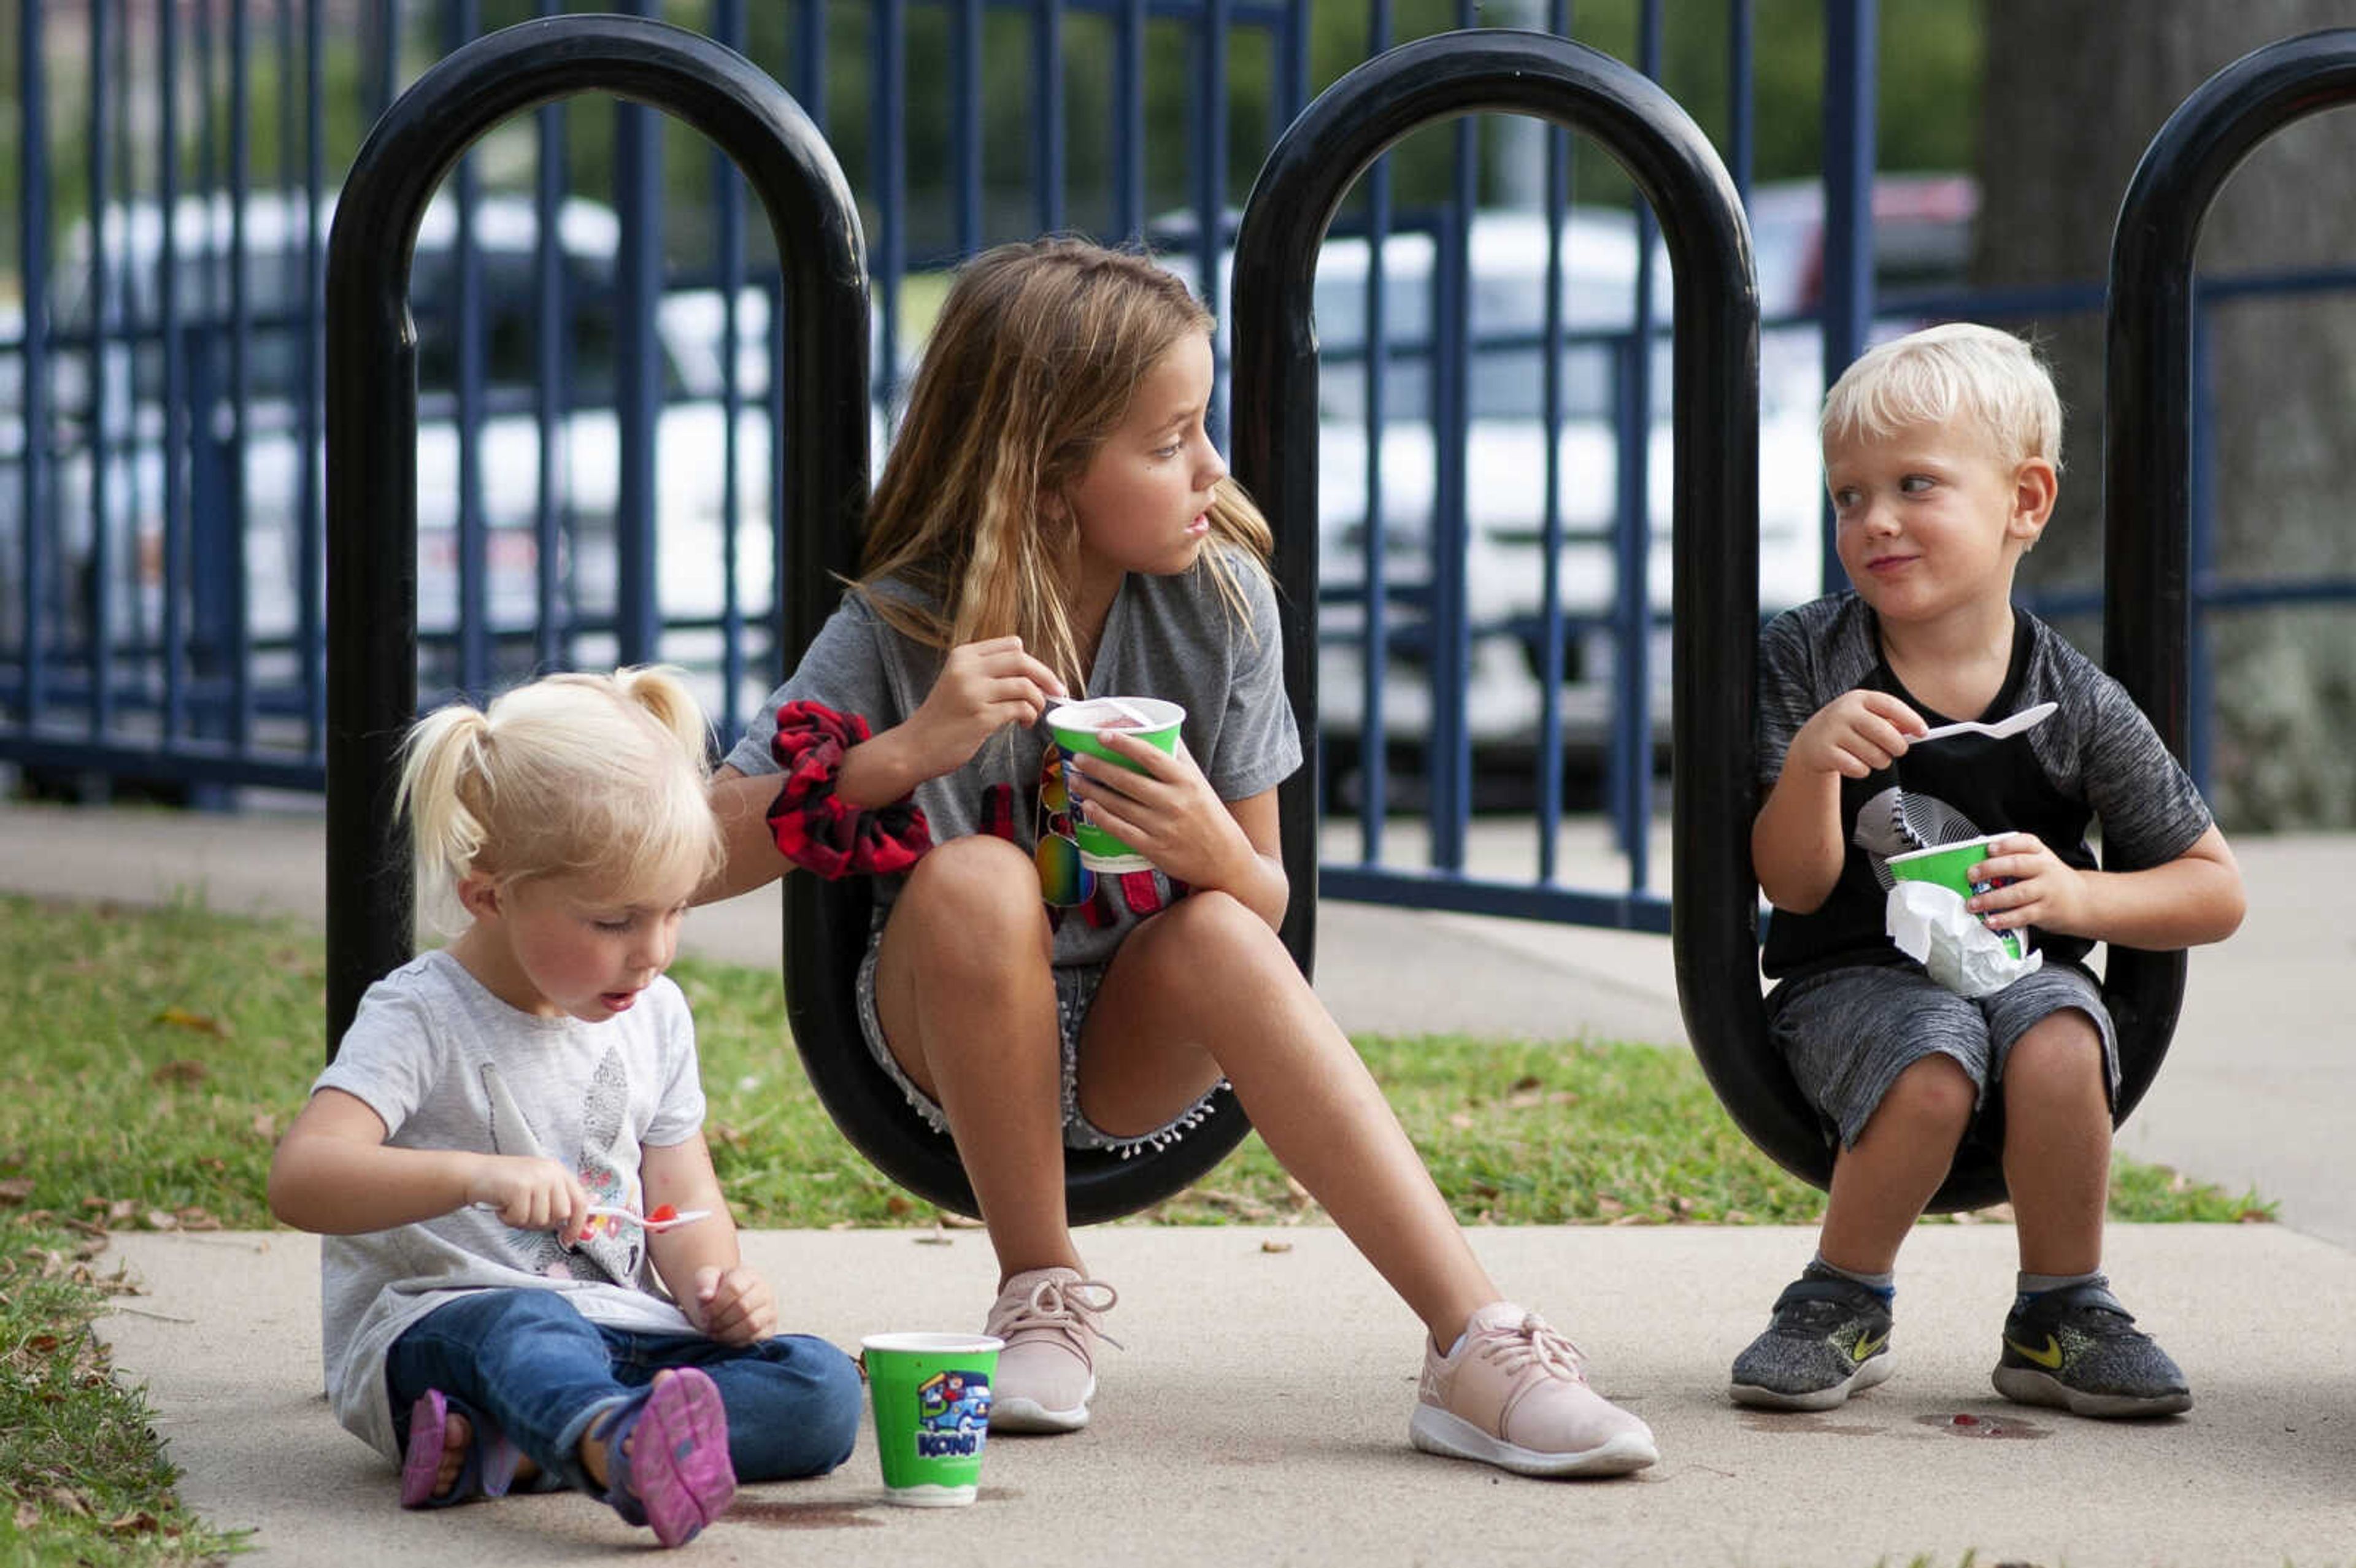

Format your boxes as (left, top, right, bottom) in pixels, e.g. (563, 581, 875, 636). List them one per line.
(4, 796, 2349, 1562)
(99, 1224, 2356, 1567)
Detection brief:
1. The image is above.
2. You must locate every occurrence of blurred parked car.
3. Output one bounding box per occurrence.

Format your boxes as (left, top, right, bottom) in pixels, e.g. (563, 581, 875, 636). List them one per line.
(4, 189, 783, 728)
(1161, 175, 1976, 807)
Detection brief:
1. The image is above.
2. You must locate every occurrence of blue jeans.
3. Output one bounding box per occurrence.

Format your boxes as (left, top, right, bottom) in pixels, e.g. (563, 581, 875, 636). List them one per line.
(385, 1289, 861, 1496)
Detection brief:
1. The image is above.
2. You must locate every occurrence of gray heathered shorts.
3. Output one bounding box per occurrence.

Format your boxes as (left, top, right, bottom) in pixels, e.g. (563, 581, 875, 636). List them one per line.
(1766, 960, 2119, 1150)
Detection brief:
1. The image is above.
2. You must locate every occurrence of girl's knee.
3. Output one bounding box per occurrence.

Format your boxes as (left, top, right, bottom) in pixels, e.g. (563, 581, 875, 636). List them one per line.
(1146, 890, 1286, 970)
(729, 1337, 863, 1480)
(896, 837, 1050, 955)
(414, 1286, 589, 1347)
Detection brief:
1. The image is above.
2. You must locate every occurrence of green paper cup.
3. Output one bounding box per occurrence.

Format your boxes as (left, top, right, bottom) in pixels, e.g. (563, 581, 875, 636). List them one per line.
(859, 1333, 1003, 1507)
(1887, 834, 2025, 960)
(1045, 696, 1186, 872)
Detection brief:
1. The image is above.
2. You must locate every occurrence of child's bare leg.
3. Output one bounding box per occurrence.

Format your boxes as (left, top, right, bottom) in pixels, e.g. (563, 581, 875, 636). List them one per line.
(1079, 891, 1493, 1345)
(1817, 1053, 1977, 1274)
(871, 836, 1080, 1282)
(1998, 1010, 2109, 1277)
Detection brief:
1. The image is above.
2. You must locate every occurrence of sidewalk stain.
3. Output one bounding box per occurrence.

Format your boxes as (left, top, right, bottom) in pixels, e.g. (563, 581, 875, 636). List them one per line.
(727, 1500, 885, 1530)
(728, 1485, 1024, 1530)
(1915, 1411, 2049, 1440)
(1736, 1412, 1885, 1437)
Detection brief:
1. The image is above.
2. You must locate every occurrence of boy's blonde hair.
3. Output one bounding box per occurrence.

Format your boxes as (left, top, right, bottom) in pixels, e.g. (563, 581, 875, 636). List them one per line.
(857, 237, 1274, 691)
(1821, 321, 2063, 473)
(396, 666, 722, 928)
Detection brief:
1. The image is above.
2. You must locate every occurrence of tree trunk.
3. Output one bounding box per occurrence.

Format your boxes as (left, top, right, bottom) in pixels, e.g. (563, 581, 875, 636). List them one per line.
(1975, 0, 2356, 828)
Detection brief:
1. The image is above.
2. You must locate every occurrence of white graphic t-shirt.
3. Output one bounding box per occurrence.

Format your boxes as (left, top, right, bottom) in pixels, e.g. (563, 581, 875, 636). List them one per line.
(310, 948, 707, 1462)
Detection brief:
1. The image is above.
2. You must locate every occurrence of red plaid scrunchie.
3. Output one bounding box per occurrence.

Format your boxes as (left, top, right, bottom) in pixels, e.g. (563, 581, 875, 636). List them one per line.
(764, 701, 932, 879)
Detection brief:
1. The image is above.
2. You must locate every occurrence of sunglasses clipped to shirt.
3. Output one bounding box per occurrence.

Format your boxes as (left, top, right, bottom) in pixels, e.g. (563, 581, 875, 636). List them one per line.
(1033, 739, 1095, 908)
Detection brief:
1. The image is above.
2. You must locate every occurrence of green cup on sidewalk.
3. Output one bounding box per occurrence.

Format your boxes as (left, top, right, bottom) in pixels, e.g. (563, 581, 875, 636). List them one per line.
(859, 1333, 1004, 1507)
(1045, 696, 1186, 872)
(1887, 833, 2025, 960)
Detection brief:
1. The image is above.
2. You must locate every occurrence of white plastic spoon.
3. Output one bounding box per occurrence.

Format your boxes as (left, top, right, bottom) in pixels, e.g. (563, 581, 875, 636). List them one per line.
(1044, 694, 1153, 729)
(1914, 700, 2057, 745)
(470, 1202, 712, 1234)
(585, 1204, 711, 1233)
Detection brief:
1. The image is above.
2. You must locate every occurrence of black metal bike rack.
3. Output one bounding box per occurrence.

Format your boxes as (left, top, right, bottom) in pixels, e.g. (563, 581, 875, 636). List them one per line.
(1229, 29, 1788, 1189)
(323, 15, 871, 1057)
(321, 14, 1256, 1226)
(2098, 28, 2356, 1135)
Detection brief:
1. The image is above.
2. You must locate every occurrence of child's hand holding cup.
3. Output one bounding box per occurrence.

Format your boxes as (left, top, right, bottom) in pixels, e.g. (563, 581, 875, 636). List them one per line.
(1886, 832, 2026, 961)
(1044, 697, 1187, 872)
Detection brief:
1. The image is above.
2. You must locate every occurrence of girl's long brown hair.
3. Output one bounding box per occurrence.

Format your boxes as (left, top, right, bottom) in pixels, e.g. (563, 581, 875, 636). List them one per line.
(858, 237, 1274, 690)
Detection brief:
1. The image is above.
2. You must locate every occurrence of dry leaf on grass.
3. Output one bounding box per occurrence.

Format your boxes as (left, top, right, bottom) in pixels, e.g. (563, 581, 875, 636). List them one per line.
(0, 1177, 32, 1205)
(153, 1007, 229, 1037)
(150, 1059, 209, 1087)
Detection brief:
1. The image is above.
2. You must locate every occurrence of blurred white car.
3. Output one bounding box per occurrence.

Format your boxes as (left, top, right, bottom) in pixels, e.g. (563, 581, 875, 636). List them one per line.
(18, 189, 779, 702)
(1300, 208, 1829, 763)
(1166, 179, 1974, 796)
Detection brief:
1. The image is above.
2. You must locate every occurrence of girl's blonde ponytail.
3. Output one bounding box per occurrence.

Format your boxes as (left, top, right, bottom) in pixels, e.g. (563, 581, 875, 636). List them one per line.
(611, 664, 715, 779)
(395, 702, 495, 913)
(396, 667, 723, 931)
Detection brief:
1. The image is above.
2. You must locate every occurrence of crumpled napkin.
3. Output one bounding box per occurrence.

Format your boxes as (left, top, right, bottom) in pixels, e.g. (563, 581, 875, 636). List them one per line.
(1885, 880, 2043, 998)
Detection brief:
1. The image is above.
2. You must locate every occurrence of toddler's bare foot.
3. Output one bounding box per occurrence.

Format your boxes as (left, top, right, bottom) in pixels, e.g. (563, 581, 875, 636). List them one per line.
(398, 1389, 525, 1509)
(431, 1410, 472, 1499)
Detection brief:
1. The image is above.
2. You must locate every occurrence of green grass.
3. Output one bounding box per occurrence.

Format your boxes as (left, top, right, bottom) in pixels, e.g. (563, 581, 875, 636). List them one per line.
(0, 1215, 245, 1564)
(0, 891, 2274, 1561)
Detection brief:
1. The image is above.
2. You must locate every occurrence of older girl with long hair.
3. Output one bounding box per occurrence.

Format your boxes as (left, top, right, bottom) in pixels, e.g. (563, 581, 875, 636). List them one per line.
(708, 239, 1655, 1478)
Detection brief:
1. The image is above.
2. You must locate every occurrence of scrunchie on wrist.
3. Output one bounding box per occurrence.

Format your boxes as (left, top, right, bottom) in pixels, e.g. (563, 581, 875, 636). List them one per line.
(764, 701, 932, 879)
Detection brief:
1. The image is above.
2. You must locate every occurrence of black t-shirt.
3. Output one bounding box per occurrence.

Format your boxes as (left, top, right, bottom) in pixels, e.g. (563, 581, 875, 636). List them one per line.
(1755, 593, 2214, 982)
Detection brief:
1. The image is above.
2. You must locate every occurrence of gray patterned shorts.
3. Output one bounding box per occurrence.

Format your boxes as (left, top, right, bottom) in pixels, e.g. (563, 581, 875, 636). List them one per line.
(1766, 960, 2119, 1150)
(853, 924, 1223, 1158)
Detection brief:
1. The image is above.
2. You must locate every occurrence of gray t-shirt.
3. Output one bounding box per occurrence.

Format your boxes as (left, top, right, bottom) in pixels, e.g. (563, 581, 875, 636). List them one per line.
(310, 948, 707, 1463)
(1756, 592, 2214, 980)
(726, 550, 1304, 969)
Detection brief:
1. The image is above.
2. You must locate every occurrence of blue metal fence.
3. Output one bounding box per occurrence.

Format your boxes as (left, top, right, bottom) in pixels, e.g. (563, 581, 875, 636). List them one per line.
(0, 1, 2324, 935)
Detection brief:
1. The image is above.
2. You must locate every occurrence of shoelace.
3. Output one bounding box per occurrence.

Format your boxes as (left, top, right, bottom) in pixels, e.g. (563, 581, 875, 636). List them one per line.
(1469, 1312, 1587, 1383)
(1003, 1277, 1125, 1352)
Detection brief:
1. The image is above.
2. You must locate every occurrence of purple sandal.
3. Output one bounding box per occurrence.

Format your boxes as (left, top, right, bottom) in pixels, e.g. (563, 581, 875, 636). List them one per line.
(399, 1388, 523, 1509)
(598, 1368, 736, 1548)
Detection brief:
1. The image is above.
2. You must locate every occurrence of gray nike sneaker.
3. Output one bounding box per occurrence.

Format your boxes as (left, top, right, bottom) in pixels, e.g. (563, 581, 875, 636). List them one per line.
(1730, 1268, 1895, 1412)
(1992, 1280, 2190, 1418)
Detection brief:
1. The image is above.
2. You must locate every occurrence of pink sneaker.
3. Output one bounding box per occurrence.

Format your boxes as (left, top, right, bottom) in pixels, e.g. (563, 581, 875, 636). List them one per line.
(1410, 1302, 1658, 1478)
(983, 1267, 1119, 1433)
